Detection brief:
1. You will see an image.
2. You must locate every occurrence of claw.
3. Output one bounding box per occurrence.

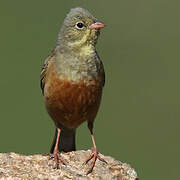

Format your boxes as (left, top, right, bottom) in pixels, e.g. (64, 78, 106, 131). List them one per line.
(54, 151, 66, 167)
(85, 153, 94, 164)
(85, 147, 107, 174)
(97, 154, 107, 164)
(45, 151, 66, 168)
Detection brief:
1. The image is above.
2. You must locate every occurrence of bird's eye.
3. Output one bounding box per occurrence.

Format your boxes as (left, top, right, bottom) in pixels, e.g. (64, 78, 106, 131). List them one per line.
(76, 22, 84, 29)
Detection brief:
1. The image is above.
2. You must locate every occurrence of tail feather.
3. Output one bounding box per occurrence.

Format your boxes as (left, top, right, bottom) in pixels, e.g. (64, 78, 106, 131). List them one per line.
(50, 128, 76, 153)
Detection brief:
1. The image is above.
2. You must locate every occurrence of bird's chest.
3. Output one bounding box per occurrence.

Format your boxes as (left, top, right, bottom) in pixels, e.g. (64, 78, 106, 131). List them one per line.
(54, 51, 101, 82)
(44, 70, 103, 128)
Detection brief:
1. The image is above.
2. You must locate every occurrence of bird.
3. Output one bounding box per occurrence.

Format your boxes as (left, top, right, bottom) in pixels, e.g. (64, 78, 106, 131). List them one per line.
(40, 7, 106, 174)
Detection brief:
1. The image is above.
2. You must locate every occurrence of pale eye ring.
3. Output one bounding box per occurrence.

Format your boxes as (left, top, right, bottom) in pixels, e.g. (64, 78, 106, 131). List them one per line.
(76, 22, 84, 29)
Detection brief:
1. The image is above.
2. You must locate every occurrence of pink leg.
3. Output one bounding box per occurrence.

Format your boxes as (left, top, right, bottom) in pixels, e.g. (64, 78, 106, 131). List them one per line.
(85, 123, 107, 174)
(52, 128, 66, 168)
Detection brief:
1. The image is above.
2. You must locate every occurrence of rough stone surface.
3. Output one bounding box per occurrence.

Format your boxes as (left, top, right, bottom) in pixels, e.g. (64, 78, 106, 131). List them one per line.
(0, 150, 138, 180)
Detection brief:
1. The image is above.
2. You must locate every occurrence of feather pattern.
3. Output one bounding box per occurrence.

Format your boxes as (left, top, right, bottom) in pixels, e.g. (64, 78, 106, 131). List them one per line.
(40, 49, 56, 94)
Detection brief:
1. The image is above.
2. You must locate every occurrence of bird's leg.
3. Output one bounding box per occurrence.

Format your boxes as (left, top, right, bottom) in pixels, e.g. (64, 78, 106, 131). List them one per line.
(52, 128, 66, 168)
(85, 122, 107, 174)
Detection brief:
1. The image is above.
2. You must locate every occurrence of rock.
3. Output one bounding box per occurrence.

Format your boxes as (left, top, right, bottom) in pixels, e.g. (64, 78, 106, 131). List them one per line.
(0, 150, 138, 179)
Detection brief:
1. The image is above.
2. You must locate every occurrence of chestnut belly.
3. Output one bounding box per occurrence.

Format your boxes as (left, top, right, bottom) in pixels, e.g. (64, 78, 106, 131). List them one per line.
(44, 73, 103, 129)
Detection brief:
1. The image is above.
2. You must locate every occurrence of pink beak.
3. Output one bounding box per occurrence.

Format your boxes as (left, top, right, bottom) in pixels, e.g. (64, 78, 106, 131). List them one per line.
(88, 21, 105, 30)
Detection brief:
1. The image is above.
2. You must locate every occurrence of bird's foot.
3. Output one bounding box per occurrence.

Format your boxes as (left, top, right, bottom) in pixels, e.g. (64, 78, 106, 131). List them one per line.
(46, 151, 66, 168)
(85, 147, 107, 174)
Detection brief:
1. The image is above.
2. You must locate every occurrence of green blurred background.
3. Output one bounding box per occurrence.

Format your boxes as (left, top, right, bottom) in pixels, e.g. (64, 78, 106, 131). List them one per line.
(0, 0, 180, 179)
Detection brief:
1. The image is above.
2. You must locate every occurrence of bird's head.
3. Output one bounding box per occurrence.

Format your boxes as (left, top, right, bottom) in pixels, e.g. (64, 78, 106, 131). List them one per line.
(58, 7, 105, 49)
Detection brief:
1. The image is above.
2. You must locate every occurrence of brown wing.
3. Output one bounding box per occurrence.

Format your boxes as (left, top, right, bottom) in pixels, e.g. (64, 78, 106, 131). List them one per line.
(96, 51, 105, 87)
(100, 60, 105, 87)
(40, 48, 56, 95)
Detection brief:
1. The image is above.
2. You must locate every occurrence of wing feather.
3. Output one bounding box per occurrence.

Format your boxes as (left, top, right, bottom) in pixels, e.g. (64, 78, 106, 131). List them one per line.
(40, 48, 56, 95)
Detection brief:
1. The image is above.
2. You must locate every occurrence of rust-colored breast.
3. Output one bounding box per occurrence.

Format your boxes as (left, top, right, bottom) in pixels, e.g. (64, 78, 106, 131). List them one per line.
(44, 66, 103, 129)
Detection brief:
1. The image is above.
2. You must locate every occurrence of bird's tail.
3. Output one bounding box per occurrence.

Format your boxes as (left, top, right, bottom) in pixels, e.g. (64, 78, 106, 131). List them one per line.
(50, 128, 76, 153)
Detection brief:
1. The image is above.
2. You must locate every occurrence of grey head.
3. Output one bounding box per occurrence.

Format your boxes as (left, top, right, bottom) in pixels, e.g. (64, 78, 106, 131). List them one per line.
(57, 7, 105, 49)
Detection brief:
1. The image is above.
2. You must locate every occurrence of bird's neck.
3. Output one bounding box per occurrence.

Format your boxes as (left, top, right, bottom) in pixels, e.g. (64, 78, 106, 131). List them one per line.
(54, 45, 101, 82)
